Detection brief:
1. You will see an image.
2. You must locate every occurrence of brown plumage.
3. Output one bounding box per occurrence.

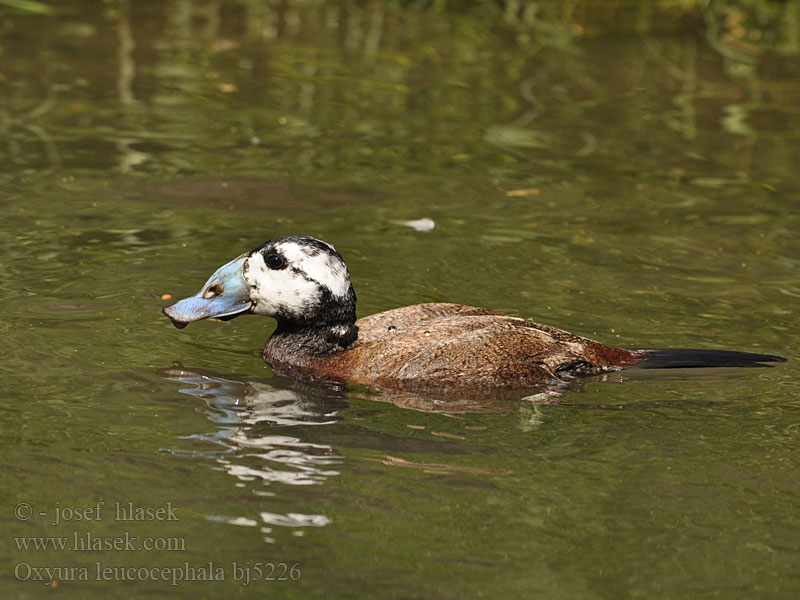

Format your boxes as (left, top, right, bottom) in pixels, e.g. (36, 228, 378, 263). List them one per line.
(163, 236, 787, 392)
(263, 303, 642, 390)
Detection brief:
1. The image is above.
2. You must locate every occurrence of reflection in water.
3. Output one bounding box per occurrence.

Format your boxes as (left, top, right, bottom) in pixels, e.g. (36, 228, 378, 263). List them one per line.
(157, 362, 559, 539)
(159, 365, 346, 538)
(157, 360, 780, 542)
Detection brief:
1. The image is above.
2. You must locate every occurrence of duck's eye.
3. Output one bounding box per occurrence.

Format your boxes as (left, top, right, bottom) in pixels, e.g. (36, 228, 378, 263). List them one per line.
(203, 283, 222, 299)
(265, 253, 285, 270)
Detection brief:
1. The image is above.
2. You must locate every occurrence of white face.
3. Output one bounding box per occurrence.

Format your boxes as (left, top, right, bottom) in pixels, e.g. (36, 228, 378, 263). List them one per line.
(242, 238, 353, 320)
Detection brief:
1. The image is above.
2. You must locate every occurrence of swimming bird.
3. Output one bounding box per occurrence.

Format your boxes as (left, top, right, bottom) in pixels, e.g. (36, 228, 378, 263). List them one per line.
(163, 236, 786, 391)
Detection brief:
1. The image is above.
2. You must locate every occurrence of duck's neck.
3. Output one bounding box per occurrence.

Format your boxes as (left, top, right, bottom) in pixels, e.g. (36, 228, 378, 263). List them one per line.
(262, 286, 359, 371)
(263, 320, 357, 377)
(263, 316, 358, 368)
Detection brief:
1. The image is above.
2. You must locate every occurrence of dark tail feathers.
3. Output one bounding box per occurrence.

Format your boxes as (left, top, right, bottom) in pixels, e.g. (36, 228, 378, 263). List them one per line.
(636, 349, 787, 369)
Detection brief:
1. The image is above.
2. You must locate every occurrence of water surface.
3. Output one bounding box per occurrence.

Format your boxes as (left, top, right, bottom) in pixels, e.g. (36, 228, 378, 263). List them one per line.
(2, 1, 799, 598)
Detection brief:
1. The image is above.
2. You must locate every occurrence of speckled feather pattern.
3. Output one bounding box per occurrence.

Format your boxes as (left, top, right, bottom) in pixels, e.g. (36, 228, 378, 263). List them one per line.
(263, 303, 642, 390)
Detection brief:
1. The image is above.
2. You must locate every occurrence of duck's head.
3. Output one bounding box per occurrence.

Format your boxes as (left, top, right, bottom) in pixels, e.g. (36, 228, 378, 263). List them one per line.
(163, 236, 357, 344)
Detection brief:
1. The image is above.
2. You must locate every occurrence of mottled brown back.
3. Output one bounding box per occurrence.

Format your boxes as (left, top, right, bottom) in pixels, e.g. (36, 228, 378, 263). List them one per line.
(297, 303, 640, 389)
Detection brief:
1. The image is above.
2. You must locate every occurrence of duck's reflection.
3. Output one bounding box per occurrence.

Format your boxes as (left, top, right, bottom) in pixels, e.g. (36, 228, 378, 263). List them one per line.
(159, 364, 347, 538)
(158, 363, 551, 539)
(160, 363, 744, 541)
(159, 364, 346, 482)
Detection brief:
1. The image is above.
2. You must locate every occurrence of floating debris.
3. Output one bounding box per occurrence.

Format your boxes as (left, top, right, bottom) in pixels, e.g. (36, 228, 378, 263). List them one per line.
(505, 187, 541, 197)
(393, 218, 435, 232)
(431, 431, 466, 440)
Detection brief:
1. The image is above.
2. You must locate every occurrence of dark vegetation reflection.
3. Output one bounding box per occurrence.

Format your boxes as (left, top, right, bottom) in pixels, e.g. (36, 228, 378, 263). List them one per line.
(2, 0, 799, 193)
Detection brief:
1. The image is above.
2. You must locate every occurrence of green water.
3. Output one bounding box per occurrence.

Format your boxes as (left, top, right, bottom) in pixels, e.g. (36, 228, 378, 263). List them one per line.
(2, 1, 799, 597)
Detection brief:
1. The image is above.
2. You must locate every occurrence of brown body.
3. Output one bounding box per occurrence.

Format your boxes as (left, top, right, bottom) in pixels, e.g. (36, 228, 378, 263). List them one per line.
(264, 303, 642, 390)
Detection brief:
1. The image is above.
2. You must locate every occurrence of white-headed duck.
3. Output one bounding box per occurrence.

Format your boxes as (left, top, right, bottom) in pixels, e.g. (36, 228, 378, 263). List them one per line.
(163, 236, 786, 391)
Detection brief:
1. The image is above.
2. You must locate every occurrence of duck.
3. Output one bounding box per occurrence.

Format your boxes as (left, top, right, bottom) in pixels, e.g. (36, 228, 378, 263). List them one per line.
(163, 236, 786, 391)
